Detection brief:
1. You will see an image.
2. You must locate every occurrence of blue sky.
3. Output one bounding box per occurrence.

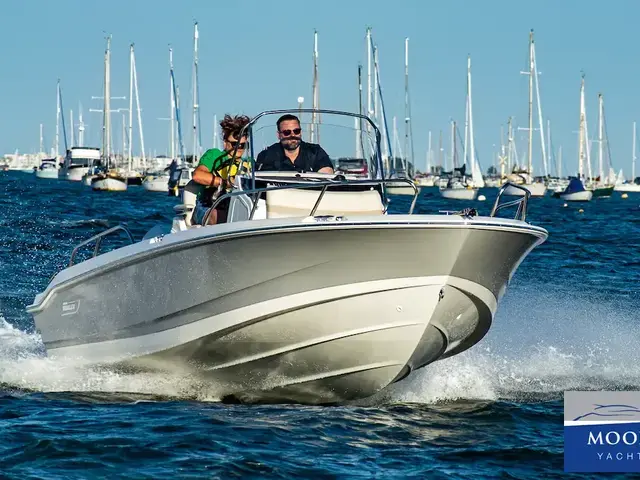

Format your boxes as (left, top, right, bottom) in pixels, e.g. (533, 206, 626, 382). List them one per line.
(1, 0, 638, 177)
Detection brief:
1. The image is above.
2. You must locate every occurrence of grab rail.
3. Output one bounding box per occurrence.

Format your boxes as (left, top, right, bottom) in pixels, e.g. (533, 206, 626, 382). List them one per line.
(490, 182, 531, 222)
(201, 177, 420, 225)
(68, 224, 136, 267)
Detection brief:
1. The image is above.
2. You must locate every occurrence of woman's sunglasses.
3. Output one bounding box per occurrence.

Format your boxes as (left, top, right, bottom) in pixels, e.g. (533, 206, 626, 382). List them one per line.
(227, 140, 247, 149)
(279, 128, 302, 137)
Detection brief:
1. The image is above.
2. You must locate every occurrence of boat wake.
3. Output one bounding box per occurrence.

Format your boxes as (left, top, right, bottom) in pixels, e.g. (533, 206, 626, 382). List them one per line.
(0, 283, 637, 405)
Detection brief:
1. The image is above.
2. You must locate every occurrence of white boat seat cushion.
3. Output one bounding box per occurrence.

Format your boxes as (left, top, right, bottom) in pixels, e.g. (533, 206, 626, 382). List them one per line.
(266, 188, 384, 218)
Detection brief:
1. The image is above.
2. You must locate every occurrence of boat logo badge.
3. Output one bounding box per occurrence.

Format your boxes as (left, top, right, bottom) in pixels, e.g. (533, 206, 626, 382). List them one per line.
(61, 300, 80, 316)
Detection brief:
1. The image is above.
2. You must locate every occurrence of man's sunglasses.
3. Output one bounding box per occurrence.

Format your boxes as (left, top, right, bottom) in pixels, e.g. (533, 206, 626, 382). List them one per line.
(227, 141, 247, 149)
(279, 128, 302, 137)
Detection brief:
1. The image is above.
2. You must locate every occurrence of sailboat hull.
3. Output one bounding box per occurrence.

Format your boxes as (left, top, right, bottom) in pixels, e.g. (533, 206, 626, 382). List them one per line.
(560, 190, 593, 202)
(92, 176, 128, 191)
(503, 183, 547, 197)
(591, 185, 614, 198)
(439, 187, 478, 200)
(386, 183, 419, 196)
(615, 183, 640, 193)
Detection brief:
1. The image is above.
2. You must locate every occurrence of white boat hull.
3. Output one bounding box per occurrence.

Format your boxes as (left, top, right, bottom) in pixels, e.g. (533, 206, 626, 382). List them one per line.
(503, 182, 547, 197)
(64, 167, 90, 182)
(82, 174, 96, 186)
(35, 169, 59, 179)
(28, 214, 547, 404)
(439, 187, 478, 200)
(92, 177, 128, 191)
(386, 184, 418, 196)
(560, 190, 593, 202)
(142, 176, 170, 192)
(615, 183, 640, 193)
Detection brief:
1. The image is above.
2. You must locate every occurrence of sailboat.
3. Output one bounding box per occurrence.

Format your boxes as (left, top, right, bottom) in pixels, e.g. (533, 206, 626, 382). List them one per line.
(558, 73, 592, 202)
(504, 30, 547, 197)
(615, 122, 640, 192)
(387, 38, 418, 195)
(586, 93, 614, 198)
(91, 35, 128, 192)
(440, 55, 481, 200)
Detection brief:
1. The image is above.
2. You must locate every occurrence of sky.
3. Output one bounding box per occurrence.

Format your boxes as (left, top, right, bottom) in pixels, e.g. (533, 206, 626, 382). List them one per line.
(1, 0, 639, 177)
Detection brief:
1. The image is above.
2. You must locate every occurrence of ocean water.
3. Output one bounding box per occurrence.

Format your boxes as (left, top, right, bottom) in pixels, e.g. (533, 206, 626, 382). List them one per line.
(0, 171, 638, 479)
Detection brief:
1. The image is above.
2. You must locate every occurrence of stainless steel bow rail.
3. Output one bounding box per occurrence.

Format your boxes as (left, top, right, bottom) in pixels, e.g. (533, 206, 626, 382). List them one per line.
(68, 224, 136, 267)
(489, 182, 531, 222)
(201, 177, 420, 226)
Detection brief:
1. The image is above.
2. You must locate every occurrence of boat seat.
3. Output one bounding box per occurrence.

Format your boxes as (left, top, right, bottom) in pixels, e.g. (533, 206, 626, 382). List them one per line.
(265, 188, 384, 219)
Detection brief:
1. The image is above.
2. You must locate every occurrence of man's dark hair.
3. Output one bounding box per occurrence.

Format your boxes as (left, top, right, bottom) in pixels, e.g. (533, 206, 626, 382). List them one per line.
(276, 114, 300, 131)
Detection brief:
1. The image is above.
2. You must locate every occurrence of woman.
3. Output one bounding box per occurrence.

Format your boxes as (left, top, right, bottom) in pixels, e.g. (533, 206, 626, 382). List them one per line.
(190, 114, 251, 225)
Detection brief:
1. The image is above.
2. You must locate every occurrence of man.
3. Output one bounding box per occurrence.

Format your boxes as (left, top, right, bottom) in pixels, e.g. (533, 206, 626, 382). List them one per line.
(255, 114, 334, 173)
(189, 114, 251, 225)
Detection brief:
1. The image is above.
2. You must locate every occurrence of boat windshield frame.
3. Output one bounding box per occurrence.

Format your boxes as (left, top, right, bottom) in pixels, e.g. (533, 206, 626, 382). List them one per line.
(228, 109, 385, 192)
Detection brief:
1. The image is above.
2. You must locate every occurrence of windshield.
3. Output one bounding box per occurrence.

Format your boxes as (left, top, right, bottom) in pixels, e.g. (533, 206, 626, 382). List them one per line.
(227, 109, 384, 180)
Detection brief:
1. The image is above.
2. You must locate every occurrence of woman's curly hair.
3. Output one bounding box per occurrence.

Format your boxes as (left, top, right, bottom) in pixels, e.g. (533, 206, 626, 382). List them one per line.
(220, 114, 251, 140)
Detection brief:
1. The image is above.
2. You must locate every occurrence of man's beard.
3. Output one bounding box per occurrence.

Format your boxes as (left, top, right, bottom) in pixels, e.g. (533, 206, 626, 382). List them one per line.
(282, 138, 301, 151)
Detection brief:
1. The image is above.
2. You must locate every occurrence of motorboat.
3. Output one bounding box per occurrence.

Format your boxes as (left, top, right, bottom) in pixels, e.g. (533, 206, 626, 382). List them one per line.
(142, 171, 170, 192)
(59, 147, 101, 181)
(27, 109, 548, 405)
(439, 165, 479, 200)
(35, 159, 59, 179)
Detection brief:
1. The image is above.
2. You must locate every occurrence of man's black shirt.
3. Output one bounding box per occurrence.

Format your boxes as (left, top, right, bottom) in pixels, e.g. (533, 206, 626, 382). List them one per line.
(255, 141, 333, 172)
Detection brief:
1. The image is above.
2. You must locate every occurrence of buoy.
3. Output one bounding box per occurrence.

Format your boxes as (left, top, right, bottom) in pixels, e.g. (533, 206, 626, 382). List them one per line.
(622, 193, 629, 199)
(563, 203, 568, 207)
(578, 208, 584, 213)
(478, 194, 486, 201)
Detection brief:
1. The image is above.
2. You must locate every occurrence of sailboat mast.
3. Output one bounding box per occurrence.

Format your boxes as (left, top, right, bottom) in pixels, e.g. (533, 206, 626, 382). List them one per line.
(105, 36, 112, 167)
(532, 33, 548, 176)
(578, 74, 586, 179)
(597, 93, 604, 181)
(366, 27, 372, 121)
(191, 22, 200, 162)
(70, 110, 75, 146)
(78, 103, 85, 147)
(633, 121, 637, 180)
(547, 119, 551, 174)
(450, 121, 455, 169)
(310, 29, 319, 143)
(55, 80, 60, 158)
(427, 130, 431, 174)
(403, 37, 409, 173)
(39, 123, 44, 153)
(169, 47, 176, 160)
(357, 64, 364, 158)
(373, 46, 379, 123)
(467, 54, 478, 181)
(527, 29, 534, 175)
(132, 44, 146, 169)
(128, 44, 134, 171)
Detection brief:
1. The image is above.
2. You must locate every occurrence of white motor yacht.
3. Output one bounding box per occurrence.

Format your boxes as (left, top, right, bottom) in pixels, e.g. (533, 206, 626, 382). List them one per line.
(27, 109, 548, 405)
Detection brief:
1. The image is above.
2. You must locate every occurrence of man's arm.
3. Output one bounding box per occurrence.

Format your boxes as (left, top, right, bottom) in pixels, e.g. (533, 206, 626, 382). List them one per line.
(313, 146, 334, 174)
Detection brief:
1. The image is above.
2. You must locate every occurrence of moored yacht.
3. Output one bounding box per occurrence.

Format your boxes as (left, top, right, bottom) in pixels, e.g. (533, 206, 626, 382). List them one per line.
(59, 147, 101, 181)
